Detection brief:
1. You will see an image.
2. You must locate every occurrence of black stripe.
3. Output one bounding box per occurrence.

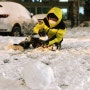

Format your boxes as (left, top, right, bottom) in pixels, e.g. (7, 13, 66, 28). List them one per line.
(53, 19, 65, 29)
(43, 18, 50, 27)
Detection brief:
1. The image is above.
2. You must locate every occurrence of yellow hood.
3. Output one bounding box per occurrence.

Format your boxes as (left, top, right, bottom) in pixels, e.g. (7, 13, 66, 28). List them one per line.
(47, 7, 62, 27)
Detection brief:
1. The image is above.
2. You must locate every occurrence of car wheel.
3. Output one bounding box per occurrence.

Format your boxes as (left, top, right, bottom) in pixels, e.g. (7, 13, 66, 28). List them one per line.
(12, 26, 22, 36)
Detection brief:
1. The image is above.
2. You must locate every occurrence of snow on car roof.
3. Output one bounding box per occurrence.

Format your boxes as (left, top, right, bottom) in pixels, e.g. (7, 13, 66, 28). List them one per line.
(0, 1, 30, 19)
(33, 14, 46, 20)
(32, 14, 46, 24)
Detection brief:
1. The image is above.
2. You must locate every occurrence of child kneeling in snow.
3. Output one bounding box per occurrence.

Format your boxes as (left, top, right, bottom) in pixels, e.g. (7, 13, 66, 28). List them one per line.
(8, 7, 66, 51)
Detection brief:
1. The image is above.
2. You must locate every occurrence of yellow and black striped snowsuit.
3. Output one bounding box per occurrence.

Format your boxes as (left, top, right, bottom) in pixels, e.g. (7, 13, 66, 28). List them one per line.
(34, 7, 66, 46)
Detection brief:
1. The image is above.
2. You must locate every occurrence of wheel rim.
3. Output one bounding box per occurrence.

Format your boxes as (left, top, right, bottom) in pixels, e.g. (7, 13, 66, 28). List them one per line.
(12, 26, 21, 36)
(13, 31, 20, 36)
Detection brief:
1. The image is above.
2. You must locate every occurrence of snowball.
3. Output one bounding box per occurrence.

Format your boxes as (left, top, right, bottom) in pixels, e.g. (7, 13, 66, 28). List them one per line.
(23, 61, 54, 90)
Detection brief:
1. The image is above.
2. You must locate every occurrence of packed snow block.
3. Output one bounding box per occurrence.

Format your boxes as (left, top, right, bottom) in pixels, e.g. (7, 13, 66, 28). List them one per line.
(45, 82, 61, 90)
(23, 61, 55, 90)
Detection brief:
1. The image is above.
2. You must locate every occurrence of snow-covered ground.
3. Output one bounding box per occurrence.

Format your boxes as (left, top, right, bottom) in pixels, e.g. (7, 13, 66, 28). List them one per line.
(0, 27, 90, 90)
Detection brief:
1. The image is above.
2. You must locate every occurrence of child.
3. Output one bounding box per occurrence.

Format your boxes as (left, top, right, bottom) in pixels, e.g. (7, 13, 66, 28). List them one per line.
(8, 7, 66, 51)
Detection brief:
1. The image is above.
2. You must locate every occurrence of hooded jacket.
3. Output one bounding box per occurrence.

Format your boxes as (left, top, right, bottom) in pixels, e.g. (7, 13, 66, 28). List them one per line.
(34, 7, 66, 46)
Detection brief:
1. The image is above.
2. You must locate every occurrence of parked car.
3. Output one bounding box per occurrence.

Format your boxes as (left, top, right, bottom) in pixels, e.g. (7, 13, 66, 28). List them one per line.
(0, 1, 34, 36)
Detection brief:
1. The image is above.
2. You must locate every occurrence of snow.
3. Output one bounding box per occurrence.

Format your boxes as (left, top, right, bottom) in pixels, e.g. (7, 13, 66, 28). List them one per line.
(0, 27, 90, 90)
(32, 14, 46, 24)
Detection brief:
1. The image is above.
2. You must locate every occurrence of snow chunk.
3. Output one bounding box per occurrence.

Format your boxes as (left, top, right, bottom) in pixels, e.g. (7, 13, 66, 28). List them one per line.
(23, 61, 55, 90)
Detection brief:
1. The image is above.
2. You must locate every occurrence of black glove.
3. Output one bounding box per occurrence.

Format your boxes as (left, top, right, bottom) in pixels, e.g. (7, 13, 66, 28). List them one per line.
(39, 30, 46, 37)
(32, 33, 37, 35)
(41, 40, 49, 45)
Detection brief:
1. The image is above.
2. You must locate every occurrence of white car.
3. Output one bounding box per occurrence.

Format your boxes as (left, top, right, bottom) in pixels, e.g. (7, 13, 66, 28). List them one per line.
(0, 1, 34, 36)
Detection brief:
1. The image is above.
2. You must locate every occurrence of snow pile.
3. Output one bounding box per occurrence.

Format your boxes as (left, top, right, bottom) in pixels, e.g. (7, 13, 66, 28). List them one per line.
(0, 27, 90, 90)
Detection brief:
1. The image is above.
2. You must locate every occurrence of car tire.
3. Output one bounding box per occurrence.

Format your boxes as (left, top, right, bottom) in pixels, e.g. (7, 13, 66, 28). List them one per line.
(11, 25, 22, 36)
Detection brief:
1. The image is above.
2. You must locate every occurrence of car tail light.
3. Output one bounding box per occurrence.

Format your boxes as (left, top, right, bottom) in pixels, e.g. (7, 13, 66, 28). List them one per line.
(0, 5, 3, 7)
(0, 14, 9, 18)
